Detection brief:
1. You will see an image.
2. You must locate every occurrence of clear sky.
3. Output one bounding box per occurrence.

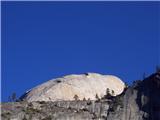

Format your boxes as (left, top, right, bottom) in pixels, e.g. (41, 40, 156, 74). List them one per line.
(2, 2, 160, 102)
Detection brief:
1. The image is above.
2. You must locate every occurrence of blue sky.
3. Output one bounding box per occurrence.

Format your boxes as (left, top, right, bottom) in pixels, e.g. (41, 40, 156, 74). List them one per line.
(2, 2, 160, 102)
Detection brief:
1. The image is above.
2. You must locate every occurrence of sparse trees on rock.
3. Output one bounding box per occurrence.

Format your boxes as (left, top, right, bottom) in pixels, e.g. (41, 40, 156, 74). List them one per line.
(83, 97, 86, 101)
(87, 98, 91, 105)
(95, 93, 99, 100)
(8, 92, 17, 102)
(124, 82, 128, 92)
(105, 88, 112, 98)
(124, 82, 128, 88)
(95, 93, 100, 102)
(111, 90, 115, 96)
(12, 92, 16, 101)
(106, 88, 111, 96)
(73, 94, 79, 101)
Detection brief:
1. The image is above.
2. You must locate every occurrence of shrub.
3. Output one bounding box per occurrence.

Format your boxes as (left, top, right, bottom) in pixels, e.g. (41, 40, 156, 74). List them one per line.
(83, 97, 86, 101)
(111, 90, 115, 96)
(87, 98, 92, 105)
(73, 94, 79, 101)
(8, 92, 17, 102)
(95, 94, 100, 100)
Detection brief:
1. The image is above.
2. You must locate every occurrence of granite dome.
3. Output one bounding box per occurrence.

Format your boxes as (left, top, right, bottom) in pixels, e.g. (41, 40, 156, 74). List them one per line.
(21, 73, 125, 102)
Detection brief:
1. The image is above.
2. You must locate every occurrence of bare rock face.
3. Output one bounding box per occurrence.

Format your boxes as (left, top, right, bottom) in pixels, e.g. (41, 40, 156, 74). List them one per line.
(21, 73, 125, 102)
(107, 72, 160, 120)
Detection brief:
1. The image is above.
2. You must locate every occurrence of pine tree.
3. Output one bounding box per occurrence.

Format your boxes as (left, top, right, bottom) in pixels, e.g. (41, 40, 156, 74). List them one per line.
(106, 88, 111, 98)
(95, 93, 100, 101)
(106, 88, 110, 95)
(83, 97, 86, 101)
(111, 90, 115, 96)
(73, 94, 79, 101)
(11, 92, 16, 102)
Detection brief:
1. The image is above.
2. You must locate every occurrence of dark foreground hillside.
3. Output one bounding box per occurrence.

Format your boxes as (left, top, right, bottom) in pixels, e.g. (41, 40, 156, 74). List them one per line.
(1, 72, 160, 120)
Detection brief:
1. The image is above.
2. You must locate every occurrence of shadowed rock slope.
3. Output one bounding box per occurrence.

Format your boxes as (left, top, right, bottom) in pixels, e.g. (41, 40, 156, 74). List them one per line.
(1, 72, 160, 120)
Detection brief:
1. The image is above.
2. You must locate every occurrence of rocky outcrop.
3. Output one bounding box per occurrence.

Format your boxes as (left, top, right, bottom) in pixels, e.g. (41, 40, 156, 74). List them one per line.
(1, 72, 160, 120)
(1, 100, 110, 120)
(106, 72, 160, 120)
(20, 73, 125, 102)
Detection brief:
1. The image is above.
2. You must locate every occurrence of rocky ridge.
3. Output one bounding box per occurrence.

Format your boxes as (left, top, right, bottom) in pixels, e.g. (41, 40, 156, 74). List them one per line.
(1, 72, 160, 120)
